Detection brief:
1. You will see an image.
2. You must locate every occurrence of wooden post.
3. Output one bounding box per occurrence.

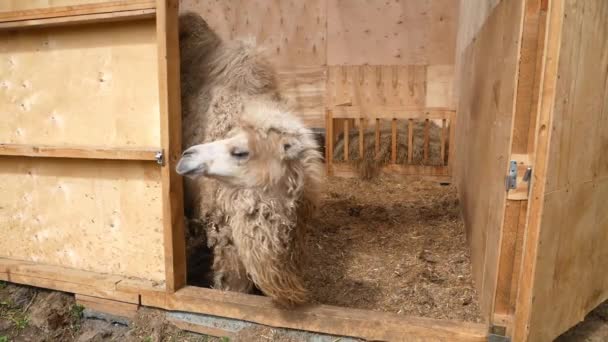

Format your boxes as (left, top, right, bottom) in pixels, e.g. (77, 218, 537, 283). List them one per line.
(343, 119, 350, 161)
(325, 110, 334, 176)
(391, 118, 397, 164)
(156, 0, 186, 293)
(408, 119, 414, 164)
(423, 119, 430, 164)
(441, 118, 447, 165)
(359, 118, 365, 159)
(374, 118, 380, 159)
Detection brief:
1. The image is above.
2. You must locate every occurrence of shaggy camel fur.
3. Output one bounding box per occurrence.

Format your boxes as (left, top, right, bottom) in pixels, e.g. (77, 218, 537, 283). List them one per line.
(178, 12, 323, 306)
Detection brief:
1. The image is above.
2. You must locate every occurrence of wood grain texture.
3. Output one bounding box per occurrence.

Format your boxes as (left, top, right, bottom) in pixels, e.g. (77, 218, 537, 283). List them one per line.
(0, 144, 159, 160)
(145, 286, 486, 342)
(276, 67, 326, 128)
(0, 0, 152, 16)
(157, 0, 186, 292)
(327, 0, 458, 65)
(0, 19, 161, 148)
(0, 9, 155, 30)
(517, 1, 608, 340)
(76, 294, 139, 319)
(179, 0, 326, 68)
(454, 0, 525, 319)
(0, 157, 166, 281)
(0, 258, 142, 303)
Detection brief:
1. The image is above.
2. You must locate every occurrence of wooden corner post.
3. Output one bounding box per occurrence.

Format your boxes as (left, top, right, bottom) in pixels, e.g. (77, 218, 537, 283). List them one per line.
(157, 0, 187, 292)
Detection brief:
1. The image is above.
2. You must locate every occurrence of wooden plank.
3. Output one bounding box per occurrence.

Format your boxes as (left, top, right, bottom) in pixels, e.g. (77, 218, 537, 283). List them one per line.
(0, 144, 159, 161)
(343, 119, 349, 162)
(0, 258, 140, 303)
(2, 259, 484, 341)
(326, 65, 431, 110)
(0, 0, 155, 22)
(76, 294, 139, 319)
(440, 119, 446, 165)
(0, 157, 165, 281)
(276, 67, 326, 128)
(423, 119, 430, 163)
(358, 118, 365, 159)
(516, 0, 608, 340)
(374, 118, 380, 158)
(0, 8, 155, 30)
(331, 163, 449, 178)
(494, 0, 546, 318)
(408, 119, 414, 163)
(145, 286, 487, 342)
(156, 0, 186, 293)
(331, 106, 454, 120)
(426, 65, 456, 108)
(453, 0, 526, 319)
(325, 110, 334, 175)
(327, 0, 458, 65)
(0, 19, 161, 148)
(391, 118, 397, 164)
(512, 0, 564, 339)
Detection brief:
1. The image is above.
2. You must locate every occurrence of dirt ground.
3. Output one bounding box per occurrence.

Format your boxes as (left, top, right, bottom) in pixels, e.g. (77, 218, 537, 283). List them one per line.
(304, 176, 481, 322)
(1, 282, 607, 341)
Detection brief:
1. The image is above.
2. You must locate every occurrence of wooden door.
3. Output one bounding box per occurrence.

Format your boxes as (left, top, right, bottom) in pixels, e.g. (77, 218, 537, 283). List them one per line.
(513, 0, 608, 341)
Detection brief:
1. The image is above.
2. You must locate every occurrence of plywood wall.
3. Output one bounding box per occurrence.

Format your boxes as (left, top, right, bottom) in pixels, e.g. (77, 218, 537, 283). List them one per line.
(180, 0, 459, 127)
(0, 19, 167, 283)
(453, 0, 525, 318)
(524, 0, 608, 340)
(0, 20, 160, 148)
(0, 158, 166, 281)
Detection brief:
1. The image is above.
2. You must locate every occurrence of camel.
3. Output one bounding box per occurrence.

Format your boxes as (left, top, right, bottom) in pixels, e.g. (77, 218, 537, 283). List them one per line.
(177, 12, 323, 306)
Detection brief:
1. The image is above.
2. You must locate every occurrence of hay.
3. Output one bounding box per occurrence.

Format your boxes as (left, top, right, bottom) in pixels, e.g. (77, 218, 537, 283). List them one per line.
(332, 120, 449, 179)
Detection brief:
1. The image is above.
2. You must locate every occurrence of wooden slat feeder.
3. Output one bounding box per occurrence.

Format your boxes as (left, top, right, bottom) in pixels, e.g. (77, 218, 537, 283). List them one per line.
(0, 1, 607, 341)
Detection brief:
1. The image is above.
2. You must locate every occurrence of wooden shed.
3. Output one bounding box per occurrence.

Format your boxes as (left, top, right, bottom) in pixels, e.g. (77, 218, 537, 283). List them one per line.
(0, 0, 606, 341)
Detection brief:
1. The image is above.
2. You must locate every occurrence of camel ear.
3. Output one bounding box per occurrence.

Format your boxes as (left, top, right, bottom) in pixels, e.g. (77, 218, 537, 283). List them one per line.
(281, 136, 304, 160)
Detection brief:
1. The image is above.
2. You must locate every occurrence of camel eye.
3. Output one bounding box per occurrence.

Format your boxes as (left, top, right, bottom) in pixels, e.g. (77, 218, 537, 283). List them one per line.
(230, 148, 249, 159)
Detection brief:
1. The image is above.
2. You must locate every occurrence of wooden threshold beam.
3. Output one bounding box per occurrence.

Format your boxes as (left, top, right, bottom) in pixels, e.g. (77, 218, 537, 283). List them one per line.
(0, 258, 141, 303)
(0, 258, 486, 341)
(133, 285, 487, 342)
(0, 144, 160, 161)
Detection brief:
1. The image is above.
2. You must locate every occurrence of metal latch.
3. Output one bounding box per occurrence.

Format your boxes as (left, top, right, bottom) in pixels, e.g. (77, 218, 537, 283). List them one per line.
(523, 167, 532, 182)
(155, 150, 164, 166)
(505, 160, 518, 191)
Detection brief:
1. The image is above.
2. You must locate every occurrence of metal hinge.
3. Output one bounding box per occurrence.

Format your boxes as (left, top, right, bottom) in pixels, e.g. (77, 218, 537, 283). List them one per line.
(155, 150, 164, 166)
(505, 159, 533, 193)
(488, 325, 511, 342)
(505, 160, 518, 191)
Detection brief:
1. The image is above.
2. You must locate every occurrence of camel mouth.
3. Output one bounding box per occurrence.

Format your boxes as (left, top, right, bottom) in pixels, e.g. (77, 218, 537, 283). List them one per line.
(176, 158, 206, 178)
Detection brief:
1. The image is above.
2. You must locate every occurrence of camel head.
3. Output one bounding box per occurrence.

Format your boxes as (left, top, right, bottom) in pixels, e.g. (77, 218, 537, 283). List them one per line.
(176, 100, 323, 190)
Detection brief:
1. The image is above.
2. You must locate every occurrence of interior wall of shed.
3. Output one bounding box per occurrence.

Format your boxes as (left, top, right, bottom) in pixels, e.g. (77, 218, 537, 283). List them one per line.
(453, 0, 526, 319)
(179, 0, 460, 128)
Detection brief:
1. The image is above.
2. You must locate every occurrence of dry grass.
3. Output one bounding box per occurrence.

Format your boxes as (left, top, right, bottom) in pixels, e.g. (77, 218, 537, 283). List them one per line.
(303, 175, 482, 322)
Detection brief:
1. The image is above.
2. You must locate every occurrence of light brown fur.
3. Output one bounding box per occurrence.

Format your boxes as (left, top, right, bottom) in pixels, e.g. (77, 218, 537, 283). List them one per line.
(179, 12, 322, 306)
